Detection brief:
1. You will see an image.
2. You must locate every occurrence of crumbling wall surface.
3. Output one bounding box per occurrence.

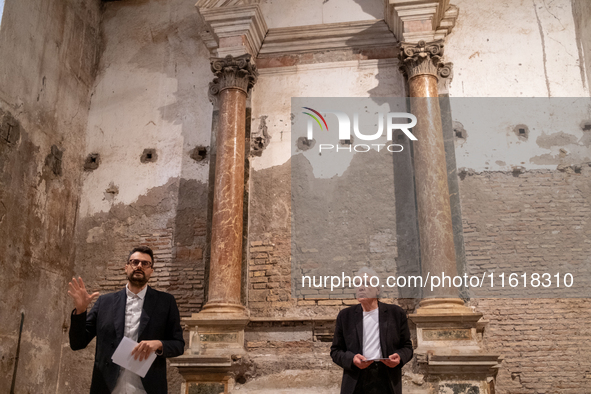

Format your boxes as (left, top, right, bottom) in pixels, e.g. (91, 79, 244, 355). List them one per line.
(473, 298, 591, 394)
(0, 0, 102, 392)
(460, 169, 591, 393)
(248, 63, 406, 316)
(445, 0, 591, 173)
(58, 0, 213, 392)
(244, 60, 414, 388)
(446, 0, 589, 98)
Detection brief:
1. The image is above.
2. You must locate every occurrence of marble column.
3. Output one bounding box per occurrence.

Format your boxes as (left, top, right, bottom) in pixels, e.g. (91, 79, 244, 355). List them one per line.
(203, 54, 258, 314)
(399, 40, 460, 303)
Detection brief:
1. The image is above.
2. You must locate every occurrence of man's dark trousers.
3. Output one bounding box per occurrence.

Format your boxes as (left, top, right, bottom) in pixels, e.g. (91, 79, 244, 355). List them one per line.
(352, 362, 394, 394)
(330, 302, 413, 394)
(69, 286, 185, 394)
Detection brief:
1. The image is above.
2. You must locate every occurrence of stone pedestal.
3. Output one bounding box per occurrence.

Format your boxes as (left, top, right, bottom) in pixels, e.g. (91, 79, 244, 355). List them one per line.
(183, 313, 250, 358)
(170, 313, 250, 393)
(409, 303, 501, 394)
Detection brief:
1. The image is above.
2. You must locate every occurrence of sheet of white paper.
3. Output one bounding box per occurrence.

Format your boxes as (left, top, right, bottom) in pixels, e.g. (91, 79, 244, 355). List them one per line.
(111, 337, 157, 378)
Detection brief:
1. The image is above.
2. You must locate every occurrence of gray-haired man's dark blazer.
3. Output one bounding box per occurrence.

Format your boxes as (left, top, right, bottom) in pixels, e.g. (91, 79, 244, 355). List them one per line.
(330, 301, 413, 394)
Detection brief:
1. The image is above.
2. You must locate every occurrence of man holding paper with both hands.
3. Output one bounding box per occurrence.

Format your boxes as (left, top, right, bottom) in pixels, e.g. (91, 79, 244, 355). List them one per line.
(68, 246, 184, 394)
(331, 268, 414, 394)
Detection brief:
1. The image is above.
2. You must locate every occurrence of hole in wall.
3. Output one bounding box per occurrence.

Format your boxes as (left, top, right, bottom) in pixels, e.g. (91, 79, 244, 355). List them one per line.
(140, 148, 157, 163)
(44, 145, 63, 177)
(339, 135, 354, 146)
(453, 121, 467, 141)
(104, 183, 119, 202)
(0, 109, 21, 147)
(84, 153, 100, 171)
(296, 137, 316, 151)
(513, 124, 529, 141)
(190, 146, 208, 162)
(512, 166, 525, 177)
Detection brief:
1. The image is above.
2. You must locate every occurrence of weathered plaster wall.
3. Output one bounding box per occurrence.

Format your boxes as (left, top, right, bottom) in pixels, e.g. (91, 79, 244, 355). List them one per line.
(446, 0, 588, 98)
(444, 0, 591, 173)
(249, 61, 407, 309)
(59, 0, 214, 392)
(0, 0, 102, 392)
(251, 60, 405, 172)
(450, 98, 591, 172)
(259, 0, 383, 29)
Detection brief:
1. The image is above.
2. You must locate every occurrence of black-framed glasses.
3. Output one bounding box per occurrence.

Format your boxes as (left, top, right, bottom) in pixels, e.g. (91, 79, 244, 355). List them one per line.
(128, 259, 152, 268)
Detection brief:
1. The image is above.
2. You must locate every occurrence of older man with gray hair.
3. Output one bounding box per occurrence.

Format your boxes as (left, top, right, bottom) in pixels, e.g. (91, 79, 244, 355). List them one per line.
(330, 267, 413, 394)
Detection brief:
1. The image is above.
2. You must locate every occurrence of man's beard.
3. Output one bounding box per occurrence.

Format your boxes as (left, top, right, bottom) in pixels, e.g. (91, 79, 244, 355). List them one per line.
(127, 270, 148, 287)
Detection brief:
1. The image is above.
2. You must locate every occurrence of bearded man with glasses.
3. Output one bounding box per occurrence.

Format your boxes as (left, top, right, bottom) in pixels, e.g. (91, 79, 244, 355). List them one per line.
(67, 246, 185, 394)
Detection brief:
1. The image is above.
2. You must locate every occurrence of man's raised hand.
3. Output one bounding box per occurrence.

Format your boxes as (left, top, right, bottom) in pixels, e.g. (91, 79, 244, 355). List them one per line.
(68, 277, 99, 315)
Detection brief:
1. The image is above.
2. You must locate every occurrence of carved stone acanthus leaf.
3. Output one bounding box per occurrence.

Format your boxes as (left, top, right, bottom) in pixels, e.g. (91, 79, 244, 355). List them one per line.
(398, 40, 446, 80)
(209, 54, 258, 98)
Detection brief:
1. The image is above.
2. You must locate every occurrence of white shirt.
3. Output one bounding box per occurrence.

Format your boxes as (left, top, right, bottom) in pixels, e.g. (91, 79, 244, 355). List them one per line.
(362, 308, 382, 360)
(112, 284, 148, 394)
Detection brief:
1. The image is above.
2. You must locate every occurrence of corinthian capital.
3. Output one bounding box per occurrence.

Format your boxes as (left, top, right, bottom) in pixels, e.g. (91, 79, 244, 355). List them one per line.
(209, 54, 258, 102)
(398, 40, 448, 80)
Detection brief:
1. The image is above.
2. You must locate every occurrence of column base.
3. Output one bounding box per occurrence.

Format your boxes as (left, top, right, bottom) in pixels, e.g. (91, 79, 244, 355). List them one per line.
(181, 307, 250, 357)
(415, 297, 473, 314)
(171, 306, 251, 393)
(408, 297, 501, 393)
(200, 302, 249, 315)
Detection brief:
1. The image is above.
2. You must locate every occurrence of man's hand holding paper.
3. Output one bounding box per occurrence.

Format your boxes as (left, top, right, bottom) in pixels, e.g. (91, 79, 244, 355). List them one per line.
(112, 337, 157, 378)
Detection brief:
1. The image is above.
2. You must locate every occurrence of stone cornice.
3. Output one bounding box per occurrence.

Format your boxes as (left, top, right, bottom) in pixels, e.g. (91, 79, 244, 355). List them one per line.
(196, 2, 268, 57)
(196, 0, 259, 8)
(258, 20, 397, 56)
(209, 54, 258, 102)
(384, 0, 458, 43)
(398, 40, 450, 80)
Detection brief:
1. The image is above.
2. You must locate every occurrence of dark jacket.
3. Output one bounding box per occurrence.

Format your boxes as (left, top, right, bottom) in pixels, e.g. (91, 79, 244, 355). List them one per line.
(69, 286, 185, 394)
(330, 301, 413, 394)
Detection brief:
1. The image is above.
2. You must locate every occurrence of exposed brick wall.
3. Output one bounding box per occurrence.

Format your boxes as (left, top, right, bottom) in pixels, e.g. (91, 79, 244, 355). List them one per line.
(247, 238, 363, 311)
(98, 231, 174, 292)
(472, 298, 591, 394)
(246, 166, 591, 392)
(461, 170, 590, 293)
(247, 239, 418, 314)
(248, 239, 295, 311)
(96, 229, 205, 317)
(460, 169, 591, 393)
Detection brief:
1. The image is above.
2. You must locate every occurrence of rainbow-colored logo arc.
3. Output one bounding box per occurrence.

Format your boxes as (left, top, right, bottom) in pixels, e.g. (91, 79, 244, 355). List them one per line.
(302, 107, 328, 132)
